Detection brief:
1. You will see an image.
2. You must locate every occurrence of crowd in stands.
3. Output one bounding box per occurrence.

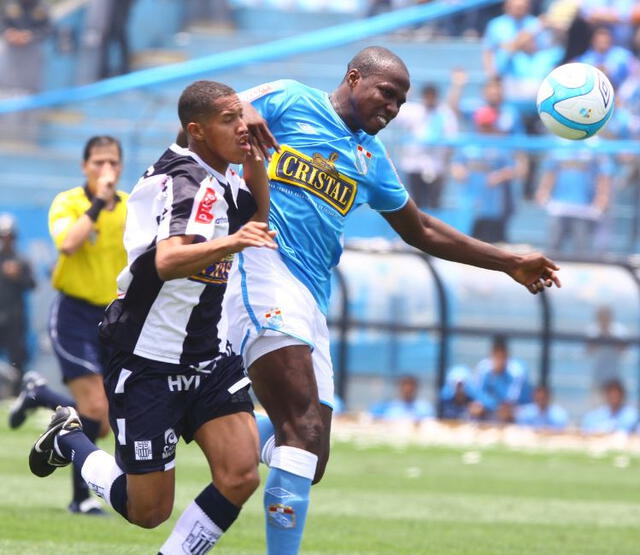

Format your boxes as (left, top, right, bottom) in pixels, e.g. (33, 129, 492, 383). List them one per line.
(391, 0, 640, 255)
(369, 330, 640, 435)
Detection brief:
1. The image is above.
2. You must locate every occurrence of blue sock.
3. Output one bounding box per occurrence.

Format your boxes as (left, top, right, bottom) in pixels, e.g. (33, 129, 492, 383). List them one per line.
(33, 385, 76, 411)
(255, 412, 275, 464)
(264, 446, 317, 555)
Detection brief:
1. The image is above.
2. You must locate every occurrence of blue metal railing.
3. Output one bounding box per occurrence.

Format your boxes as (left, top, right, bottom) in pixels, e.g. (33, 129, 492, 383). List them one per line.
(0, 0, 501, 114)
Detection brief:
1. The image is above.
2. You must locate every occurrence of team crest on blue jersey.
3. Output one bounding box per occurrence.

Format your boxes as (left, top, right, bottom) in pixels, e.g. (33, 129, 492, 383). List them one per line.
(268, 503, 296, 529)
(264, 308, 283, 329)
(269, 145, 357, 215)
(355, 145, 372, 175)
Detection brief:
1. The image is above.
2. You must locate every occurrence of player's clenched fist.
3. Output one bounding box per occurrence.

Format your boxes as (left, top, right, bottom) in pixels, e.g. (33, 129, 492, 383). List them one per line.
(228, 221, 277, 252)
(95, 166, 117, 202)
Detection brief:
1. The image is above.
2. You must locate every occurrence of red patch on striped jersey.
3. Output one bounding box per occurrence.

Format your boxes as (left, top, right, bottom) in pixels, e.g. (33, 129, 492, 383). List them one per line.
(195, 187, 217, 224)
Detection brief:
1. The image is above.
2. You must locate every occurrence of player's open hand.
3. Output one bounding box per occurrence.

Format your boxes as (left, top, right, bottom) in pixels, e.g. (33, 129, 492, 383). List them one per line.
(229, 221, 277, 253)
(242, 101, 279, 161)
(508, 253, 561, 294)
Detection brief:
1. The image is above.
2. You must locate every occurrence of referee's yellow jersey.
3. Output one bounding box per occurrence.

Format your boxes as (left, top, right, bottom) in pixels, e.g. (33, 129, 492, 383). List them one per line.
(49, 186, 128, 307)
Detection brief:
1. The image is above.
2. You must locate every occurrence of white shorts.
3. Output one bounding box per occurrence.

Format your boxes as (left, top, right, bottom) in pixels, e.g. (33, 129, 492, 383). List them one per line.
(224, 247, 335, 408)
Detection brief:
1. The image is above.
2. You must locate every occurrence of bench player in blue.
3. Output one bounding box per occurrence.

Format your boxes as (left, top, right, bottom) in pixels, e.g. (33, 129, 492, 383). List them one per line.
(223, 46, 562, 554)
(28, 81, 276, 554)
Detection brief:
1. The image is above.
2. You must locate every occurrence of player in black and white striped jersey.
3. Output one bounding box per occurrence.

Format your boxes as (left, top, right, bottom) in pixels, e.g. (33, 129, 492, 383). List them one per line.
(28, 80, 276, 554)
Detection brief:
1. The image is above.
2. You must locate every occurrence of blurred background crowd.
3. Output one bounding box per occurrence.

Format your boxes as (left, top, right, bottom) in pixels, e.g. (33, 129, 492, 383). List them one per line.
(1, 0, 640, 433)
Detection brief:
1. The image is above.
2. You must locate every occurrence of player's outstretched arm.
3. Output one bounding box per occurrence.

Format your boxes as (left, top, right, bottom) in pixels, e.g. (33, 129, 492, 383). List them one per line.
(382, 199, 560, 294)
(155, 222, 277, 281)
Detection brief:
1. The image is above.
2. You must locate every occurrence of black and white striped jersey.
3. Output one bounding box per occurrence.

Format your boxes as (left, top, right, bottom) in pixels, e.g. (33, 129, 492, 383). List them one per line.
(100, 143, 256, 366)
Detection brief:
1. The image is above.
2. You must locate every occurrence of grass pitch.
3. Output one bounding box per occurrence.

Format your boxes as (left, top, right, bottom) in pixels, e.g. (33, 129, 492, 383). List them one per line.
(2, 406, 640, 554)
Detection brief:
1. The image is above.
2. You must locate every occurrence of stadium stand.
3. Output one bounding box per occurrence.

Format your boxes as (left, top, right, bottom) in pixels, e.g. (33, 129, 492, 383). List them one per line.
(1, 0, 640, 429)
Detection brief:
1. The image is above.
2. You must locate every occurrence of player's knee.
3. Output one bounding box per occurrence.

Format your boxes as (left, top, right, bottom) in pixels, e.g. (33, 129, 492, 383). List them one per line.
(128, 503, 173, 529)
(78, 398, 108, 423)
(98, 418, 110, 438)
(217, 465, 260, 504)
(282, 413, 324, 453)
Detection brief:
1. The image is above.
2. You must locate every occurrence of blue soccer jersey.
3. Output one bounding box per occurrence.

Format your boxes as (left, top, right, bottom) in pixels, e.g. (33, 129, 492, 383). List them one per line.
(241, 80, 409, 313)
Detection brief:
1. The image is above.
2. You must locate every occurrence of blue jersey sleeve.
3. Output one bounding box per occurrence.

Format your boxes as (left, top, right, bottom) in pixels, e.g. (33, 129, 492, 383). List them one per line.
(367, 147, 409, 213)
(240, 79, 302, 126)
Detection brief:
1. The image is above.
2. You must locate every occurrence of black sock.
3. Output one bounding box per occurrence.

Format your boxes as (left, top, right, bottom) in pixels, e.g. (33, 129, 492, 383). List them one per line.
(71, 416, 101, 503)
(33, 385, 76, 411)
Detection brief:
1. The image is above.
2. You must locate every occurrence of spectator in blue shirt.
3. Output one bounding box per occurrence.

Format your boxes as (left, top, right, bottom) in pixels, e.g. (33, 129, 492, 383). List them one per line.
(581, 379, 638, 434)
(483, 0, 549, 78)
(394, 83, 459, 209)
(451, 105, 516, 243)
(515, 384, 569, 431)
(439, 365, 477, 421)
(498, 29, 565, 112)
(452, 74, 525, 135)
(580, 0, 635, 47)
(369, 375, 433, 423)
(470, 335, 532, 423)
(577, 26, 637, 89)
(536, 141, 612, 254)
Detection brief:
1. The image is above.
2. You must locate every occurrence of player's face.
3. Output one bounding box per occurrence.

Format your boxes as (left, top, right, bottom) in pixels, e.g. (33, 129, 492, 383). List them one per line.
(349, 66, 409, 135)
(199, 95, 250, 171)
(82, 144, 122, 190)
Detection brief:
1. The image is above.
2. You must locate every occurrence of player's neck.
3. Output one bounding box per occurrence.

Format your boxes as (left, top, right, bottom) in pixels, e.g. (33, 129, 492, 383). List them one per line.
(329, 90, 359, 132)
(188, 143, 228, 176)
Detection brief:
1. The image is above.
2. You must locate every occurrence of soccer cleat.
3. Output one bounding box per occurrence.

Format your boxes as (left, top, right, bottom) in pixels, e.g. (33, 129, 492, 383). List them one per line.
(68, 497, 107, 516)
(8, 371, 47, 429)
(29, 406, 82, 478)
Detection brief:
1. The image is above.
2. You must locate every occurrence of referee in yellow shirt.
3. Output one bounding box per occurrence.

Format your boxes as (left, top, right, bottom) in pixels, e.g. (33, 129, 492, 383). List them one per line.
(12, 136, 127, 514)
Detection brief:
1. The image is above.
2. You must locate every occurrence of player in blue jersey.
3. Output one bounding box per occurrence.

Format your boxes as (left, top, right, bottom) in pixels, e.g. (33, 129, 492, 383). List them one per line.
(223, 46, 561, 554)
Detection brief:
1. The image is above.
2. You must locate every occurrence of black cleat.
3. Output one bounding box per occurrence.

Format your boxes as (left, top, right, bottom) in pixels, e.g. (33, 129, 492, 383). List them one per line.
(8, 371, 47, 429)
(29, 406, 82, 478)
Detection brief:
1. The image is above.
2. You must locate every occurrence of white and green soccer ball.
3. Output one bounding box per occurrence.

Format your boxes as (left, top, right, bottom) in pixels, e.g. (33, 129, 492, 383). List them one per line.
(536, 62, 614, 140)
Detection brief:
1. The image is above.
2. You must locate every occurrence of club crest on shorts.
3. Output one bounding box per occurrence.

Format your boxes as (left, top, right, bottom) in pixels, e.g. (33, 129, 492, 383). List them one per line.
(268, 503, 296, 529)
(264, 307, 283, 329)
(355, 145, 372, 175)
(134, 440, 152, 461)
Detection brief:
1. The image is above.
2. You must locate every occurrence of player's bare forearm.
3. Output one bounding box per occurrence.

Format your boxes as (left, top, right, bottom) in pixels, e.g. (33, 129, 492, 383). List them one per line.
(419, 211, 521, 272)
(155, 235, 235, 280)
(58, 215, 95, 255)
(156, 223, 276, 280)
(384, 200, 519, 272)
(243, 148, 270, 224)
(383, 200, 560, 293)
(241, 101, 279, 159)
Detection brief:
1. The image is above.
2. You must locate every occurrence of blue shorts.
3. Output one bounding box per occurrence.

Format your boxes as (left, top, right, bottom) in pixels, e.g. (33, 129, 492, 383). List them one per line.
(49, 294, 109, 382)
(103, 350, 253, 475)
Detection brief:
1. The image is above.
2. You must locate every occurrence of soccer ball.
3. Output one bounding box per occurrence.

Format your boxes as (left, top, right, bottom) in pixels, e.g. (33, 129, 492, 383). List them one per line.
(536, 63, 614, 140)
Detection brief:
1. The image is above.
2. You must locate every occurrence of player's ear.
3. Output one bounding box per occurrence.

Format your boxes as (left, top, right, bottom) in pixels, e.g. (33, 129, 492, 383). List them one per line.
(186, 121, 204, 142)
(346, 69, 360, 90)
